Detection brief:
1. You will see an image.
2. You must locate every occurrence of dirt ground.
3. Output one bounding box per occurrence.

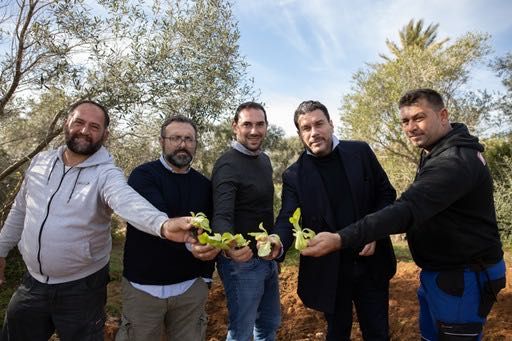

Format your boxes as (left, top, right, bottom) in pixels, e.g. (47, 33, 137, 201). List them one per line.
(105, 261, 512, 340)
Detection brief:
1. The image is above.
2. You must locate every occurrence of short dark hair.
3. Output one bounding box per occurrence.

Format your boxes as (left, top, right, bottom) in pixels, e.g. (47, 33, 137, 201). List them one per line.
(294, 100, 330, 130)
(160, 115, 198, 138)
(234, 102, 267, 124)
(398, 88, 445, 111)
(67, 100, 110, 128)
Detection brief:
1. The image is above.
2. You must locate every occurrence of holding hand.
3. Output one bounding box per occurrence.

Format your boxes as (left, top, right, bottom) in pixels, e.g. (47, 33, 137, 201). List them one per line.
(359, 241, 376, 256)
(225, 245, 253, 263)
(161, 216, 197, 243)
(191, 243, 221, 261)
(257, 235, 282, 260)
(300, 232, 342, 257)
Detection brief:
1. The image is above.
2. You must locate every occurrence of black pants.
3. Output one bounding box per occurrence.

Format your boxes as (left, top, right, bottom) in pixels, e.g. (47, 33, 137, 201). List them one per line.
(324, 261, 390, 341)
(1, 265, 109, 341)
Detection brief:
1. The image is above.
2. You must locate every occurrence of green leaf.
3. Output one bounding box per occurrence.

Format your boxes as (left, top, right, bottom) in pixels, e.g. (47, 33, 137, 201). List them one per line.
(289, 208, 316, 251)
(190, 211, 212, 233)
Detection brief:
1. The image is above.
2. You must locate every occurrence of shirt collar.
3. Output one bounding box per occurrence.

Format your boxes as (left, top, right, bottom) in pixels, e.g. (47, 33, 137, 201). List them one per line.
(231, 140, 262, 156)
(306, 135, 340, 157)
(159, 154, 190, 174)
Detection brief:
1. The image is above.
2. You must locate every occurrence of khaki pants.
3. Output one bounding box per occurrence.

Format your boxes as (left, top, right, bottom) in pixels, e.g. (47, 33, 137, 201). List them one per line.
(115, 277, 209, 341)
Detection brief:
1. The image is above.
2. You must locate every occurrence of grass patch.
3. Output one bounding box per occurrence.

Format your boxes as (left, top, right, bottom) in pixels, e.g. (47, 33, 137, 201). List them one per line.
(392, 240, 413, 262)
(106, 235, 125, 317)
(0, 249, 26, 328)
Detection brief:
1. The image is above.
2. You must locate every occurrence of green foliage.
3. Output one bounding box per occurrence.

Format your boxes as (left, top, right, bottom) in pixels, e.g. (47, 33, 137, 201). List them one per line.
(340, 20, 494, 198)
(270, 136, 303, 214)
(0, 152, 24, 225)
(380, 19, 449, 61)
(106, 238, 124, 317)
(0, 0, 254, 180)
(268, 135, 303, 184)
(491, 52, 512, 128)
(483, 136, 512, 178)
(482, 136, 512, 241)
(193, 119, 233, 177)
(392, 240, 414, 262)
(494, 166, 512, 242)
(0, 249, 26, 328)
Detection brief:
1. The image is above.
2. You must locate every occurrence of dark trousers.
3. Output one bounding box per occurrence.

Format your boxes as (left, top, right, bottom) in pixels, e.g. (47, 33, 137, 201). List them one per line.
(1, 265, 109, 341)
(324, 262, 390, 341)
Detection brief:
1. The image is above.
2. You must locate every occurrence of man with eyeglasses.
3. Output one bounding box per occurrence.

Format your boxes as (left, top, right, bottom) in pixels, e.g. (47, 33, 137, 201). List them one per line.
(211, 102, 281, 341)
(116, 115, 219, 341)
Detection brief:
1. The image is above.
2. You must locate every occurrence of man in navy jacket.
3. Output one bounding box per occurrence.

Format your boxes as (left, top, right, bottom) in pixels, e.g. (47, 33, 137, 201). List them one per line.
(116, 115, 219, 341)
(272, 100, 396, 340)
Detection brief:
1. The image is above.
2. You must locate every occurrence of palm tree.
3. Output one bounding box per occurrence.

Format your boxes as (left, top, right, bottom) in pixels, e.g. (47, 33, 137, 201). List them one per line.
(380, 19, 449, 60)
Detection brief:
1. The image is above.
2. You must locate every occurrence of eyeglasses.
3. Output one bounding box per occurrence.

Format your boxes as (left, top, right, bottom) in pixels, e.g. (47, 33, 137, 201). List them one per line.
(161, 135, 196, 145)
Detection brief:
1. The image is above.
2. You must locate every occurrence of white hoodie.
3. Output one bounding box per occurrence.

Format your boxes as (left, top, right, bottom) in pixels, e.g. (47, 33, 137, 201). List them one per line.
(0, 146, 168, 284)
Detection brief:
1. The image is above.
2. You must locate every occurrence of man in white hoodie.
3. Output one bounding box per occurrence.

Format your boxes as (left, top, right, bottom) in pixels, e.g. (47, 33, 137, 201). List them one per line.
(0, 100, 197, 341)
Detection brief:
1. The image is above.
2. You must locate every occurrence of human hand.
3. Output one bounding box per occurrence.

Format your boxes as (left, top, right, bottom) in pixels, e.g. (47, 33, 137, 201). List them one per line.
(191, 243, 221, 261)
(300, 232, 342, 257)
(0, 257, 6, 286)
(359, 241, 376, 256)
(257, 235, 282, 260)
(161, 216, 197, 243)
(225, 245, 253, 262)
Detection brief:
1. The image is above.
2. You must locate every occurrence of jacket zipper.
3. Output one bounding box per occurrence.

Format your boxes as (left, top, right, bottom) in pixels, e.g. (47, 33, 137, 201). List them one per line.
(37, 162, 73, 283)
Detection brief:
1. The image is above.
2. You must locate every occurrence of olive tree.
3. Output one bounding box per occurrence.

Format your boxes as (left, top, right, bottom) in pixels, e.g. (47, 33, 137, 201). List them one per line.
(340, 20, 492, 191)
(0, 0, 254, 218)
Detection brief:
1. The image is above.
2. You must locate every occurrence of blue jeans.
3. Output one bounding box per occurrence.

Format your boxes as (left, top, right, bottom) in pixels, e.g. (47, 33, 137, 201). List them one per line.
(418, 259, 506, 340)
(217, 255, 281, 341)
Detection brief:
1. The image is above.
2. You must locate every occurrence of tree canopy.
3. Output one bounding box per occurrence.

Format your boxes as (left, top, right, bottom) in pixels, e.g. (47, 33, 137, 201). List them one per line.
(0, 0, 256, 222)
(380, 19, 449, 61)
(340, 20, 492, 169)
(0, 0, 254, 183)
(492, 52, 512, 127)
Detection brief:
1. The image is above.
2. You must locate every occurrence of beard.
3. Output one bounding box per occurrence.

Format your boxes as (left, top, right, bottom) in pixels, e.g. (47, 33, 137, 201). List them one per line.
(65, 129, 103, 156)
(165, 149, 193, 168)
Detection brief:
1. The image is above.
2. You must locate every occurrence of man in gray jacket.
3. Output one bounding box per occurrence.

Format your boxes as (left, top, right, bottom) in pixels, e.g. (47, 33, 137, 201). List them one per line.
(0, 100, 197, 341)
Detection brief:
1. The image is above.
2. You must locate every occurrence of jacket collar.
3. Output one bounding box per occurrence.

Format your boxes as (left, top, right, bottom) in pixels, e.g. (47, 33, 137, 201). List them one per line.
(57, 145, 113, 168)
(297, 141, 361, 230)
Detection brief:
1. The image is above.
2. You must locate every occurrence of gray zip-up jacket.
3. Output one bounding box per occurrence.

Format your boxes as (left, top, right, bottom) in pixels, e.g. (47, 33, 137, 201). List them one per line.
(0, 146, 168, 284)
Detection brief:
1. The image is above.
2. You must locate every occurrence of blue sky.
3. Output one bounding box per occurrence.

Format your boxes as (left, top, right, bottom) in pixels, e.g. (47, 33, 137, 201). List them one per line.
(232, 0, 512, 136)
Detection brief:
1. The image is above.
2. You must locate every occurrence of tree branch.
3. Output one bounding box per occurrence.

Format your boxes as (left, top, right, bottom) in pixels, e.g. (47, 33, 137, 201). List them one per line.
(0, 108, 64, 182)
(0, 0, 38, 116)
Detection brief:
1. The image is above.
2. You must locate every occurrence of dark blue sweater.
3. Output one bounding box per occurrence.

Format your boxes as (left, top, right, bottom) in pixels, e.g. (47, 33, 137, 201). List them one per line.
(122, 160, 214, 285)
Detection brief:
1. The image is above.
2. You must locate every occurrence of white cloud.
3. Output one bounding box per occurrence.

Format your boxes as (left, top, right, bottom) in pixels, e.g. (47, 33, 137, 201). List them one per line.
(234, 0, 512, 136)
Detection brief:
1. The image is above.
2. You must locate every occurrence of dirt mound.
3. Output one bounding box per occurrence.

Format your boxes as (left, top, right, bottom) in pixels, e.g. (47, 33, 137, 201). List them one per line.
(105, 261, 512, 340)
(205, 261, 512, 340)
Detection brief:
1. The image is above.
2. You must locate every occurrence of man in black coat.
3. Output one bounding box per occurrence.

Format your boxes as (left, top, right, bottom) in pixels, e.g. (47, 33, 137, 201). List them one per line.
(302, 89, 506, 340)
(272, 100, 396, 340)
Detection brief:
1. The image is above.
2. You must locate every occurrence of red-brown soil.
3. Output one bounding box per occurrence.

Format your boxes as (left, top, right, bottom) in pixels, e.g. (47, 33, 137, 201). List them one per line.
(105, 261, 512, 340)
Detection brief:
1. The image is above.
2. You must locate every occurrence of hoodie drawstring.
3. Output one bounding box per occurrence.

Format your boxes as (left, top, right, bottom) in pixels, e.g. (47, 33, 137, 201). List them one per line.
(47, 157, 59, 184)
(67, 168, 82, 203)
